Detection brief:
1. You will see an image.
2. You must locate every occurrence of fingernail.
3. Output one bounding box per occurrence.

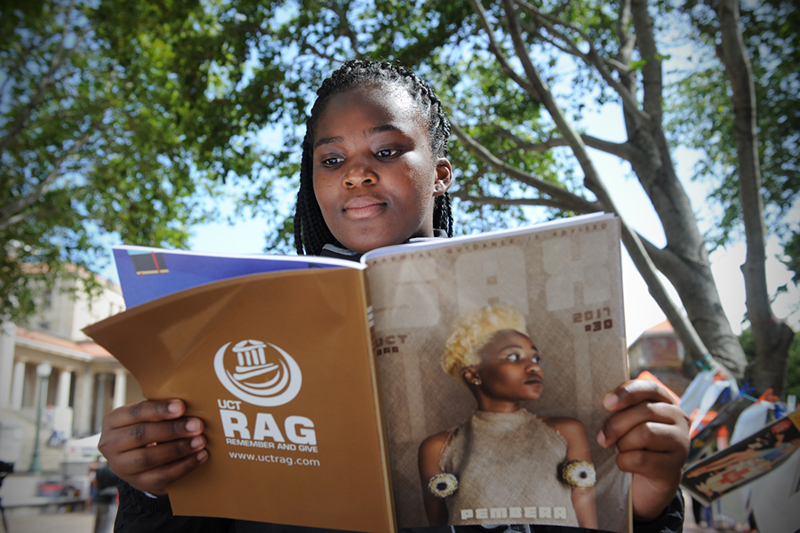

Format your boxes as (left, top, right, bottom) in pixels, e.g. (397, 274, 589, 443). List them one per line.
(603, 393, 618, 410)
(168, 401, 182, 415)
(597, 430, 607, 447)
(185, 419, 200, 433)
(197, 450, 208, 462)
(190, 436, 204, 449)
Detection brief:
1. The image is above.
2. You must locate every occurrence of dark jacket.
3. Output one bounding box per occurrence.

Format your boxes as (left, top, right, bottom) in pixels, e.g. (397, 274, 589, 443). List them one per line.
(115, 480, 684, 533)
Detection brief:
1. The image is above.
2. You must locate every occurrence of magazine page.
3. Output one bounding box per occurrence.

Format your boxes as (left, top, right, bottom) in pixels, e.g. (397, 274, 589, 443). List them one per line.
(363, 213, 630, 532)
(84, 267, 395, 533)
(682, 409, 800, 506)
(686, 394, 754, 464)
(113, 245, 361, 308)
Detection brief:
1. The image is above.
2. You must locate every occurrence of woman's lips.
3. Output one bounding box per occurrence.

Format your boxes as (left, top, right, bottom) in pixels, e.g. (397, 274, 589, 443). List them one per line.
(343, 197, 386, 218)
(524, 376, 543, 385)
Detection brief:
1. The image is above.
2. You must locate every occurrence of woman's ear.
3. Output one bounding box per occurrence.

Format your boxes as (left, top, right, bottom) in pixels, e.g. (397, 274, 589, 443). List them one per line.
(433, 158, 453, 197)
(461, 366, 480, 387)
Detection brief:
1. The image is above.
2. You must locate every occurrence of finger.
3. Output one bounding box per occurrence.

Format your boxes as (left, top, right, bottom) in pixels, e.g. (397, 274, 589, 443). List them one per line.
(104, 400, 185, 430)
(114, 435, 207, 479)
(101, 417, 205, 456)
(616, 449, 685, 482)
(599, 401, 687, 449)
(602, 380, 680, 412)
(614, 417, 690, 455)
(127, 449, 209, 496)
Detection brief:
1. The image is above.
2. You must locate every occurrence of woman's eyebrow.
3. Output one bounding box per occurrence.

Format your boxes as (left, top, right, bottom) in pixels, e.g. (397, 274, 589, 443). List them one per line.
(497, 344, 539, 354)
(314, 136, 343, 149)
(313, 124, 403, 150)
(498, 344, 524, 352)
(366, 123, 402, 137)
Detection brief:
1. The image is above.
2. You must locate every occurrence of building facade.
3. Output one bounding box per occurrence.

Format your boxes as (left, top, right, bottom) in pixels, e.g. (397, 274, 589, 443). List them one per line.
(628, 320, 692, 397)
(0, 273, 144, 469)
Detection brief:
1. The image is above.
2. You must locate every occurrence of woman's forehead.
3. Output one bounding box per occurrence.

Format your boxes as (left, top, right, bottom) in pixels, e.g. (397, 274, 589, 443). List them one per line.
(482, 329, 534, 352)
(315, 84, 426, 136)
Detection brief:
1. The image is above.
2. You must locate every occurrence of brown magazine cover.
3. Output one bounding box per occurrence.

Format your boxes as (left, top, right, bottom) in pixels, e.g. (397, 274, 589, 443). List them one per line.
(84, 212, 630, 532)
(84, 267, 396, 533)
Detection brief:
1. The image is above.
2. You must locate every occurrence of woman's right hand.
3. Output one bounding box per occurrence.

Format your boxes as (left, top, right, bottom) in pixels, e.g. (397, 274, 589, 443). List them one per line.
(98, 399, 208, 496)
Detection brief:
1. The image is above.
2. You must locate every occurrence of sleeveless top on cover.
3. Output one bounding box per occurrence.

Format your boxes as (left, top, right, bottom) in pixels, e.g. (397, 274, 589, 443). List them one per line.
(438, 409, 578, 527)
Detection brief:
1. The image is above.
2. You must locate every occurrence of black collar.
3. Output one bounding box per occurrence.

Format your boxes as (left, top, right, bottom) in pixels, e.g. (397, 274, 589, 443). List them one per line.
(318, 229, 449, 262)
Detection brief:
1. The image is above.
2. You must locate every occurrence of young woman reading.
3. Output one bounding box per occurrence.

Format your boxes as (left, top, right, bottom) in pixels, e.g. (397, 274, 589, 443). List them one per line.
(99, 60, 689, 533)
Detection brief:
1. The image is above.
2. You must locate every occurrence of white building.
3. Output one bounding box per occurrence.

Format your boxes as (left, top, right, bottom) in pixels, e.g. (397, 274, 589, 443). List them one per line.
(0, 272, 144, 470)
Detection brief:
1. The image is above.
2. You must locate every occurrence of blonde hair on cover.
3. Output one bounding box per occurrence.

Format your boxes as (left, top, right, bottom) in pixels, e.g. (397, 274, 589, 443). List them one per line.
(441, 304, 527, 384)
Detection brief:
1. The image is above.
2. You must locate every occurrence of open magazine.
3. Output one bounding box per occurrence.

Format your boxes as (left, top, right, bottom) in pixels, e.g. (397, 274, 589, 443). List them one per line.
(682, 409, 800, 505)
(85, 212, 630, 533)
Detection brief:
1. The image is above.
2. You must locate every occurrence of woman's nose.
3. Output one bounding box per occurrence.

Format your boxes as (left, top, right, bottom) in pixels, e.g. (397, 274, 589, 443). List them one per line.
(343, 172, 376, 187)
(342, 158, 378, 187)
(526, 360, 542, 373)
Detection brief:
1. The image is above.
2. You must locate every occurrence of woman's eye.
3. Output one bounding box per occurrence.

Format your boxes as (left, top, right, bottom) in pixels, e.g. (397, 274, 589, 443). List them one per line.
(532, 355, 541, 364)
(375, 148, 400, 158)
(506, 353, 520, 362)
(321, 156, 343, 167)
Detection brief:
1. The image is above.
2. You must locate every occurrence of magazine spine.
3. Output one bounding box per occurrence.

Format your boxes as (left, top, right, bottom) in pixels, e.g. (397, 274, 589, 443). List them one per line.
(359, 268, 398, 533)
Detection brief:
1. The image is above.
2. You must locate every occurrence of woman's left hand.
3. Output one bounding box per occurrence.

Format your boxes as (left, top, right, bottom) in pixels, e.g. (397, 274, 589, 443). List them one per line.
(597, 379, 690, 522)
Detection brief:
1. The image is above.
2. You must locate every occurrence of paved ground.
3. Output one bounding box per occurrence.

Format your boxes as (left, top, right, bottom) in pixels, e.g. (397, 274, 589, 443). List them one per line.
(4, 511, 95, 533)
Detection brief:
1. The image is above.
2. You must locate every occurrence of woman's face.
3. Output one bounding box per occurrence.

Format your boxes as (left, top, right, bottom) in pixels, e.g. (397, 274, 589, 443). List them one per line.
(311, 84, 451, 253)
(474, 329, 544, 404)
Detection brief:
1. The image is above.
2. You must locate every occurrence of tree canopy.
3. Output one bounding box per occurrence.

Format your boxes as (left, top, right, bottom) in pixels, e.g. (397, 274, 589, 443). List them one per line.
(2, 0, 795, 394)
(1, 0, 269, 321)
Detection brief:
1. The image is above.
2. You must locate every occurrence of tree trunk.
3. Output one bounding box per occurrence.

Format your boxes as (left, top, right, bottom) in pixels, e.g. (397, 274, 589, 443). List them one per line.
(717, 0, 795, 396)
(623, 0, 749, 378)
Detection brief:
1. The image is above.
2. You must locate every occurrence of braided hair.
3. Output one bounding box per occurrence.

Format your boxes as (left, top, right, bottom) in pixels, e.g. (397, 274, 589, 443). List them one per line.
(294, 60, 453, 255)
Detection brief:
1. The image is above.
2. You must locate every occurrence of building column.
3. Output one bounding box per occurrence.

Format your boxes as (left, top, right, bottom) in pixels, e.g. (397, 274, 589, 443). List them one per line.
(113, 370, 127, 409)
(73, 365, 93, 437)
(94, 373, 107, 434)
(54, 369, 74, 438)
(10, 361, 25, 410)
(56, 370, 72, 409)
(0, 322, 16, 408)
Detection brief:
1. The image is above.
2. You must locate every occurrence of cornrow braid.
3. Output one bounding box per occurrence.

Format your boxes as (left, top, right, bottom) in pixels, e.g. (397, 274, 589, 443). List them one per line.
(294, 59, 453, 255)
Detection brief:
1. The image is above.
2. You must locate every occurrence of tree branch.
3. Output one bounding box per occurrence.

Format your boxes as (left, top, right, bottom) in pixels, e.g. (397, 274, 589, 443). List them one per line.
(0, 39, 42, 103)
(239, 23, 340, 63)
(513, 0, 651, 128)
(616, 0, 636, 70)
(451, 121, 599, 213)
(493, 126, 634, 161)
(466, 0, 542, 100)
(451, 190, 574, 210)
(0, 4, 83, 157)
(615, 0, 637, 98)
(0, 130, 93, 229)
(329, 1, 366, 60)
(629, 0, 663, 124)
(718, 0, 794, 393)
(517, 19, 583, 59)
(499, 0, 617, 205)
(488, 0, 707, 362)
(619, 221, 711, 359)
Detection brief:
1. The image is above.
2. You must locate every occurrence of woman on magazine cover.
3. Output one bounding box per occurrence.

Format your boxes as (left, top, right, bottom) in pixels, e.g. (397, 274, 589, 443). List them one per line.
(419, 304, 597, 528)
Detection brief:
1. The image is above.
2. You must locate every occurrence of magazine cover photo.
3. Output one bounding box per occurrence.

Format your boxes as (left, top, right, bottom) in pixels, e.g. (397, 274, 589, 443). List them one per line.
(364, 215, 630, 532)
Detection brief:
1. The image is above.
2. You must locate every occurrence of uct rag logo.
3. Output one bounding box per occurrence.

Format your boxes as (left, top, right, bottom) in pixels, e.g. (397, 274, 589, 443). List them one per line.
(213, 340, 302, 406)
